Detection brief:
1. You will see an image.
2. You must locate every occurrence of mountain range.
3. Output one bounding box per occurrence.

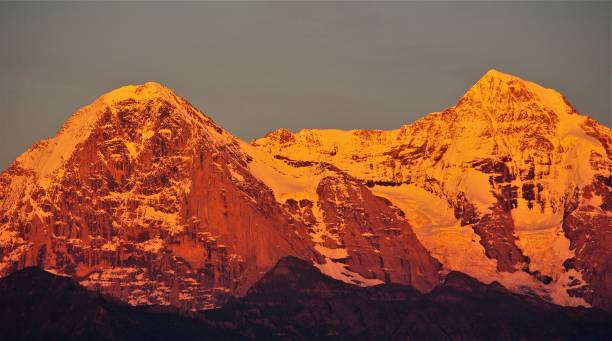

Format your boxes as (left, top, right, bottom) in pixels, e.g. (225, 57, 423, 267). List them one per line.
(0, 69, 610, 316)
(2, 258, 611, 340)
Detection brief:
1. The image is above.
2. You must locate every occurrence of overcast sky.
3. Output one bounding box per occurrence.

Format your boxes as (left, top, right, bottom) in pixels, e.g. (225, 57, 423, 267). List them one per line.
(0, 2, 610, 170)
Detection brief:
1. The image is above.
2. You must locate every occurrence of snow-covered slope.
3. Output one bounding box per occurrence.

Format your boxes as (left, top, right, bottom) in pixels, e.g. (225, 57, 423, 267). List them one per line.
(0, 70, 609, 311)
(0, 82, 319, 310)
(0, 81, 440, 310)
(253, 69, 611, 310)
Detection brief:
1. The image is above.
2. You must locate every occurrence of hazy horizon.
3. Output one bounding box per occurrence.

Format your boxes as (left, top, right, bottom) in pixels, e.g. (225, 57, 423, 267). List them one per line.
(0, 1, 610, 170)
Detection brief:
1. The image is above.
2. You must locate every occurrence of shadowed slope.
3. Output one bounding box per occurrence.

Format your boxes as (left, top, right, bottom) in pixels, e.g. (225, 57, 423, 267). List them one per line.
(0, 267, 240, 340)
(1, 259, 611, 340)
(205, 256, 612, 340)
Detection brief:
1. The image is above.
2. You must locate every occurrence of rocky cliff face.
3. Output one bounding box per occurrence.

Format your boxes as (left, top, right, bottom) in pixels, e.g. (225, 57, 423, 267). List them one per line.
(253, 70, 611, 310)
(0, 70, 609, 312)
(0, 82, 440, 310)
(0, 83, 316, 310)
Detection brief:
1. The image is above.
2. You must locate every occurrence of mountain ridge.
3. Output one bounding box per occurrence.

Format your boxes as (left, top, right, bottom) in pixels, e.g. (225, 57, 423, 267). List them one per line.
(252, 68, 611, 310)
(0, 69, 610, 312)
(2, 259, 611, 340)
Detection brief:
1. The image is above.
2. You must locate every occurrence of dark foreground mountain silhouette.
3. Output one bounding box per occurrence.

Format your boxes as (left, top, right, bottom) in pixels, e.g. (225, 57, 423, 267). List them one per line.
(1, 257, 610, 340)
(0, 266, 240, 341)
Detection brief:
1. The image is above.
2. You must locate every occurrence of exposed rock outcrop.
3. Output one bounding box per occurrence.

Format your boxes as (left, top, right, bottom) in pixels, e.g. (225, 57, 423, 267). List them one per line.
(1, 69, 610, 312)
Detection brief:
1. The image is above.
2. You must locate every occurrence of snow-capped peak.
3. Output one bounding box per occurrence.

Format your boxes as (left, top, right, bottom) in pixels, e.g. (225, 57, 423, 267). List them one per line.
(480, 68, 517, 81)
(1, 71, 610, 313)
(12, 81, 227, 189)
(459, 69, 574, 119)
(101, 81, 178, 106)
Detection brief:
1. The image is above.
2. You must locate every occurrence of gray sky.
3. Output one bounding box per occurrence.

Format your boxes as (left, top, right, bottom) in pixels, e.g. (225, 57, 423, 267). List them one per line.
(0, 2, 610, 171)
